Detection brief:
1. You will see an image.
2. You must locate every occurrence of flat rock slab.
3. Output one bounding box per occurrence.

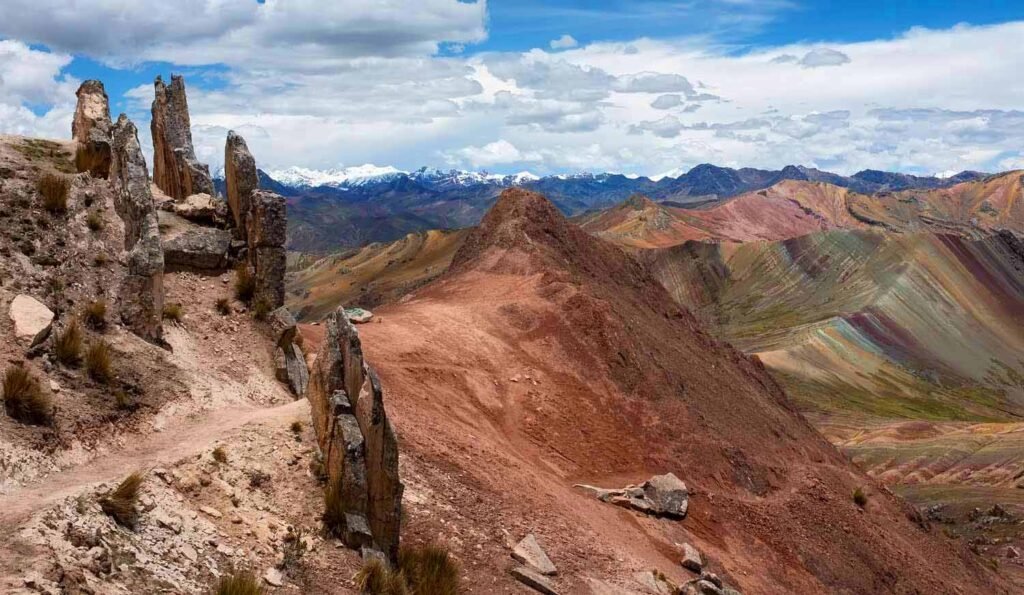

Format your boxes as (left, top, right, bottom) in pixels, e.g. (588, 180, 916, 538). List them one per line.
(681, 542, 702, 573)
(163, 227, 232, 271)
(9, 295, 53, 344)
(513, 533, 557, 576)
(511, 565, 559, 595)
(344, 307, 374, 324)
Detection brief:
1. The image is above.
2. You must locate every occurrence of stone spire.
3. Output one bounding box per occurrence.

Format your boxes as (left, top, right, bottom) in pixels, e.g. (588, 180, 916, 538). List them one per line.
(151, 74, 213, 200)
(72, 80, 112, 178)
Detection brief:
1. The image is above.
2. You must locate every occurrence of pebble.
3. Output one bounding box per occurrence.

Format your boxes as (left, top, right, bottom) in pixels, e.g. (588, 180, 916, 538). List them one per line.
(200, 506, 223, 518)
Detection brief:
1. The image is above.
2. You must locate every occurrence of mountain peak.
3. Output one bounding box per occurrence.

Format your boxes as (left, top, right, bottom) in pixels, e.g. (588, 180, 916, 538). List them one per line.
(622, 193, 658, 210)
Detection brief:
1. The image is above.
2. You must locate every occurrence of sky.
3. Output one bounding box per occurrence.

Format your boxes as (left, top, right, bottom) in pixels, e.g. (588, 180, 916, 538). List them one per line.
(1, 1, 1023, 178)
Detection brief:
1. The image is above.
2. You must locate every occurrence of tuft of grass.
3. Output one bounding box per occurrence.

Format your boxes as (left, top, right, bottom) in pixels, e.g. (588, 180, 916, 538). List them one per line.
(2, 366, 53, 426)
(212, 446, 228, 464)
(248, 470, 271, 489)
(53, 319, 83, 366)
(99, 471, 144, 529)
(162, 303, 184, 323)
(86, 211, 104, 232)
(212, 570, 265, 595)
(234, 265, 256, 304)
(83, 299, 107, 330)
(252, 297, 272, 321)
(85, 341, 113, 384)
(355, 558, 409, 595)
(38, 173, 70, 214)
(322, 479, 346, 538)
(853, 487, 868, 508)
(215, 298, 232, 315)
(280, 528, 308, 575)
(290, 420, 303, 434)
(399, 544, 461, 595)
(93, 252, 108, 267)
(114, 389, 134, 411)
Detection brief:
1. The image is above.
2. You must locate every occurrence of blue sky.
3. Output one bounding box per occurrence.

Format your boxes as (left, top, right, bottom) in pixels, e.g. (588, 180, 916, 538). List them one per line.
(2, 1, 1023, 177)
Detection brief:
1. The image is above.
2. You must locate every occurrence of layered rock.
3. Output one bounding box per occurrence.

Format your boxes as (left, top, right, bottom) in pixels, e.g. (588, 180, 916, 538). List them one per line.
(307, 308, 402, 561)
(224, 131, 258, 234)
(110, 115, 165, 344)
(267, 307, 308, 396)
(151, 75, 213, 201)
(71, 80, 112, 178)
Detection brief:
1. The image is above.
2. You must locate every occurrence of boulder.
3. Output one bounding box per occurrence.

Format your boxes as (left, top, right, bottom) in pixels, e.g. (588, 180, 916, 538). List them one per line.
(680, 542, 702, 573)
(165, 193, 226, 225)
(643, 473, 689, 518)
(512, 534, 557, 576)
(151, 75, 212, 201)
(284, 343, 309, 396)
(224, 131, 258, 233)
(253, 246, 287, 309)
(267, 307, 298, 347)
(72, 80, 112, 178)
(511, 565, 559, 595)
(344, 307, 374, 324)
(263, 567, 284, 587)
(9, 295, 54, 345)
(162, 227, 232, 271)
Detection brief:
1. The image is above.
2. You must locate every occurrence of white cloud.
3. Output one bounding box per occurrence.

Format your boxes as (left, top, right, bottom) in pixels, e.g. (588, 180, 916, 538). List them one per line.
(651, 94, 684, 110)
(798, 48, 851, 68)
(0, 40, 77, 139)
(550, 35, 578, 50)
(630, 115, 684, 138)
(445, 139, 540, 168)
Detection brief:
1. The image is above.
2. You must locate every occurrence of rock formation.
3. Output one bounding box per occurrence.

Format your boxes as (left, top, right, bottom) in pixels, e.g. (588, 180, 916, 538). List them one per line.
(224, 131, 258, 234)
(151, 75, 213, 201)
(71, 80, 112, 178)
(307, 308, 402, 561)
(247, 190, 287, 309)
(574, 473, 689, 518)
(268, 307, 308, 396)
(110, 115, 165, 344)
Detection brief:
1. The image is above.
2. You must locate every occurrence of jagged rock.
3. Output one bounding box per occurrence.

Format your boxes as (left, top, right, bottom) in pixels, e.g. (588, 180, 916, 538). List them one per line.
(573, 484, 619, 501)
(634, 571, 674, 595)
(162, 228, 232, 270)
(307, 307, 403, 561)
(164, 193, 227, 225)
(699, 572, 722, 588)
(263, 567, 284, 587)
(680, 543, 702, 573)
(151, 75, 212, 201)
(643, 473, 689, 518)
(285, 342, 309, 396)
(344, 307, 374, 324)
(225, 131, 258, 233)
(513, 534, 557, 576)
(110, 115, 164, 344)
(511, 565, 559, 595)
(9, 294, 54, 345)
(267, 307, 297, 347)
(72, 80, 112, 178)
(248, 190, 287, 308)
(274, 347, 289, 382)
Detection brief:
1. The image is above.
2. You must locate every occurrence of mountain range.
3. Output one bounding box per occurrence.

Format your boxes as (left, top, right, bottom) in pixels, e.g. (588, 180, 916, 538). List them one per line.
(215, 163, 988, 252)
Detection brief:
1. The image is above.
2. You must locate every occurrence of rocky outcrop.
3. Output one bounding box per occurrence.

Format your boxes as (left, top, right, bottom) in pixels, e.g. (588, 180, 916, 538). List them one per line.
(266, 307, 308, 396)
(151, 75, 213, 201)
(162, 228, 232, 271)
(224, 131, 258, 234)
(111, 115, 164, 344)
(72, 80, 112, 178)
(307, 307, 402, 561)
(574, 473, 689, 518)
(247, 190, 287, 309)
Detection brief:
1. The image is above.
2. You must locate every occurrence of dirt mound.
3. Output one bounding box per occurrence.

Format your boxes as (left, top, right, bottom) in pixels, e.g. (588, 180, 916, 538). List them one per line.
(348, 188, 1009, 593)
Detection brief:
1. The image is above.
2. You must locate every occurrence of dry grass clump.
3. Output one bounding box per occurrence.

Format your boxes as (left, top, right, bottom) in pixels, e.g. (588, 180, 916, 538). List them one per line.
(322, 479, 346, 538)
(355, 558, 409, 595)
(853, 487, 868, 508)
(212, 570, 265, 595)
(114, 389, 134, 411)
(215, 298, 232, 315)
(234, 265, 256, 304)
(99, 471, 144, 529)
(399, 544, 461, 595)
(252, 298, 272, 321)
(85, 341, 113, 384)
(290, 420, 303, 434)
(86, 210, 104, 232)
(38, 173, 70, 214)
(162, 302, 184, 323)
(83, 299, 107, 330)
(93, 252, 108, 267)
(212, 446, 228, 464)
(280, 528, 308, 575)
(2, 366, 53, 425)
(53, 319, 83, 366)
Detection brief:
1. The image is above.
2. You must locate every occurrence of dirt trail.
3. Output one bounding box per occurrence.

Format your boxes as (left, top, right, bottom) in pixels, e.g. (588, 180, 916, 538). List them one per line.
(0, 399, 306, 532)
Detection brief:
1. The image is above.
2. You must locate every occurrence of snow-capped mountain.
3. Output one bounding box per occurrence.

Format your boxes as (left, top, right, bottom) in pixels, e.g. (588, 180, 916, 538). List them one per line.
(265, 165, 407, 188)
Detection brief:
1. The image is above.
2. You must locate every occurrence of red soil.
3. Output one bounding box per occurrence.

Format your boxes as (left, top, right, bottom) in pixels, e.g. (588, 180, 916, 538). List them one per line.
(306, 189, 1009, 593)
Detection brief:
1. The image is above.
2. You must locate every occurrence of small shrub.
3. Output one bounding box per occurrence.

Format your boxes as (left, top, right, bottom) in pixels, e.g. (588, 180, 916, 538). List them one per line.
(355, 558, 409, 595)
(215, 298, 232, 315)
(114, 389, 133, 411)
(83, 299, 107, 330)
(212, 446, 228, 464)
(322, 479, 346, 537)
(399, 544, 460, 595)
(99, 471, 144, 529)
(280, 528, 308, 575)
(38, 173, 70, 214)
(53, 319, 83, 366)
(234, 265, 255, 304)
(162, 303, 184, 323)
(252, 297, 272, 321)
(853, 487, 868, 508)
(248, 469, 271, 489)
(212, 570, 265, 595)
(86, 211, 104, 232)
(290, 420, 303, 434)
(2, 366, 53, 425)
(93, 253, 108, 267)
(85, 341, 113, 384)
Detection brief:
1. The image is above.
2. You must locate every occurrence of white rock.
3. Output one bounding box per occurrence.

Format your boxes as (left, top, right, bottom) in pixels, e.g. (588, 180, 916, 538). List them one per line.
(9, 294, 54, 344)
(264, 567, 285, 587)
(512, 534, 557, 576)
(200, 506, 223, 518)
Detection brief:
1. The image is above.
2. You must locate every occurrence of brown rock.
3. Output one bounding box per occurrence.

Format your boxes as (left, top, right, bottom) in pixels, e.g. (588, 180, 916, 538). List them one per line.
(224, 131, 258, 233)
(151, 75, 212, 201)
(681, 542, 702, 573)
(72, 80, 112, 178)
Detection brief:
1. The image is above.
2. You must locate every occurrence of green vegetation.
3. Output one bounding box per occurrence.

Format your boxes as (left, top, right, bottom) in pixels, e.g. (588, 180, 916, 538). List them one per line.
(16, 139, 74, 172)
(54, 319, 83, 366)
(2, 366, 52, 425)
(211, 570, 265, 595)
(85, 341, 113, 384)
(83, 299, 107, 330)
(38, 173, 70, 214)
(99, 471, 144, 529)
